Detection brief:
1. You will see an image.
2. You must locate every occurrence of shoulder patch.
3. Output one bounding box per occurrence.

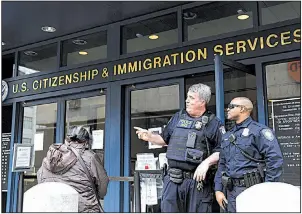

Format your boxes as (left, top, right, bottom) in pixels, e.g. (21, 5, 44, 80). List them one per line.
(219, 126, 226, 135)
(261, 129, 274, 141)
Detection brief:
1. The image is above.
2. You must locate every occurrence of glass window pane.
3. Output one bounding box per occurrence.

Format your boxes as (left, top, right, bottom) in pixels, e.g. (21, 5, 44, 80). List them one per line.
(22, 103, 57, 177)
(184, 2, 254, 41)
(266, 60, 301, 186)
(122, 13, 178, 54)
(65, 95, 106, 159)
(260, 1, 301, 25)
(61, 31, 107, 67)
(2, 54, 15, 79)
(18, 43, 57, 76)
(130, 85, 179, 173)
(129, 84, 179, 212)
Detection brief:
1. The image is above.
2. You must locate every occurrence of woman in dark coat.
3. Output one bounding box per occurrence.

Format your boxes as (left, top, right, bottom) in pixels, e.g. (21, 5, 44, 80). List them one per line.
(37, 126, 109, 212)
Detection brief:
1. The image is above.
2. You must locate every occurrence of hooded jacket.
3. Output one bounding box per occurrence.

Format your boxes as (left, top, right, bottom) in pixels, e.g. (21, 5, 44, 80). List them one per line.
(37, 141, 109, 213)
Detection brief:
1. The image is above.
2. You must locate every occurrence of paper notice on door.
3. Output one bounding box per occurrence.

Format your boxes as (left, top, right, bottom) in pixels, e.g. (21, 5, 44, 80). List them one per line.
(145, 178, 158, 205)
(15, 147, 32, 168)
(34, 132, 44, 151)
(148, 127, 163, 149)
(91, 130, 104, 150)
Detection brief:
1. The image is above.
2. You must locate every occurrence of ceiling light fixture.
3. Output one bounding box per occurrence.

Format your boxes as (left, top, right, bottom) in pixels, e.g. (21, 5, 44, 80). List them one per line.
(183, 12, 197, 20)
(237, 9, 249, 20)
(149, 34, 159, 40)
(2, 42, 5, 46)
(24, 51, 38, 56)
(72, 39, 87, 45)
(41, 26, 56, 33)
(79, 51, 88, 55)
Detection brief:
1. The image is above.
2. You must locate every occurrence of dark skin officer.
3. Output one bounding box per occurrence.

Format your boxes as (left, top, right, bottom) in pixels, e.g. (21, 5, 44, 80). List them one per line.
(214, 97, 283, 212)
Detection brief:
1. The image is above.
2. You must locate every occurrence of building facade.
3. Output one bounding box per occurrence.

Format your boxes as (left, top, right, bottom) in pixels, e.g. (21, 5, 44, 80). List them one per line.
(1, 1, 301, 212)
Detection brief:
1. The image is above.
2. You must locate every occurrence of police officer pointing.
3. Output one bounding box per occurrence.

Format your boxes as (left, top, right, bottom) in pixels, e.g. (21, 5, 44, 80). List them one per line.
(214, 97, 283, 212)
(135, 83, 224, 212)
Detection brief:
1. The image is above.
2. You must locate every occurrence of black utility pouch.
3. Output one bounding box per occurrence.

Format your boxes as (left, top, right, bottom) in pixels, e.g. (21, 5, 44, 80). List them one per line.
(185, 148, 204, 164)
(168, 168, 183, 184)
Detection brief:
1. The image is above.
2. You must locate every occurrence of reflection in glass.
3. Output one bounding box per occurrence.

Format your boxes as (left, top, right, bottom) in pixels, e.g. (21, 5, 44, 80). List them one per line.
(122, 13, 178, 54)
(65, 95, 106, 157)
(183, 2, 254, 41)
(61, 32, 107, 67)
(260, 1, 301, 25)
(22, 102, 57, 189)
(18, 43, 57, 76)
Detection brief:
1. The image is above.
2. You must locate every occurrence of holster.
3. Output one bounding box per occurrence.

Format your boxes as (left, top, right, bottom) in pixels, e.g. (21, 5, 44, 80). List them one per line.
(221, 173, 233, 191)
(168, 168, 183, 184)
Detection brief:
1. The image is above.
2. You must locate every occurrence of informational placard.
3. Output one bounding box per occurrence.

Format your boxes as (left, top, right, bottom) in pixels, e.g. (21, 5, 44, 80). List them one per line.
(2, 133, 11, 191)
(12, 144, 34, 172)
(34, 132, 44, 151)
(91, 130, 104, 150)
(271, 97, 301, 186)
(148, 127, 163, 149)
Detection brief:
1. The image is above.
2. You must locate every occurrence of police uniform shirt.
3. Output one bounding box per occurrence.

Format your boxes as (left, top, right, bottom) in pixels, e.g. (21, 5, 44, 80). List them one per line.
(214, 117, 284, 192)
(161, 110, 223, 170)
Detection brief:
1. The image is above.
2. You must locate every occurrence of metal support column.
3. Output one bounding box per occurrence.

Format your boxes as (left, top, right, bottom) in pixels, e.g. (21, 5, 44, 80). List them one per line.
(214, 55, 225, 123)
(6, 102, 22, 212)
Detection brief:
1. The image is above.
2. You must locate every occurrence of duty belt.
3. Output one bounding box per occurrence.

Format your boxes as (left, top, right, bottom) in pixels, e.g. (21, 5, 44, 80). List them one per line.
(168, 168, 194, 179)
(232, 178, 246, 187)
(183, 171, 194, 179)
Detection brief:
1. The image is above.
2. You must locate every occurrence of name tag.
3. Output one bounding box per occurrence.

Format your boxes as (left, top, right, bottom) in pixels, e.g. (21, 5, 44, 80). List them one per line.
(177, 119, 193, 128)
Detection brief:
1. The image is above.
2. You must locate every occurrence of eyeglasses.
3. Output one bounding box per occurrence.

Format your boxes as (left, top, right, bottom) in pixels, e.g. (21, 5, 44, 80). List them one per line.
(228, 104, 244, 109)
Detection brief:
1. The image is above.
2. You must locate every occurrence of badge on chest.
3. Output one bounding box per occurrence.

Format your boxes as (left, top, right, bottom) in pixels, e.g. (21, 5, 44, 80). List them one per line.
(177, 119, 193, 128)
(242, 128, 249, 136)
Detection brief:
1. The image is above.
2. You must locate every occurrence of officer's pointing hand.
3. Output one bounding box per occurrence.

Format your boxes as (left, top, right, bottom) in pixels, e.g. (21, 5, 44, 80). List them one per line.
(215, 191, 228, 210)
(193, 161, 209, 182)
(134, 127, 151, 142)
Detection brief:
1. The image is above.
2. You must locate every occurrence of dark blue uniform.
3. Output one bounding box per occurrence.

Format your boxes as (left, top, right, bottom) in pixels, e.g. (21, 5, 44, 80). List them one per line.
(161, 109, 223, 212)
(214, 117, 283, 212)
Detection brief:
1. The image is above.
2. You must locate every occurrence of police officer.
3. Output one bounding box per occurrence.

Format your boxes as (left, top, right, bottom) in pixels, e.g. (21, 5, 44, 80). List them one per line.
(134, 83, 224, 212)
(214, 97, 283, 213)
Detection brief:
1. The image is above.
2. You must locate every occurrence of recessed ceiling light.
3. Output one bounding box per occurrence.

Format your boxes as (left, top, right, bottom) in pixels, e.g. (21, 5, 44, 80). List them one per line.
(136, 33, 143, 38)
(237, 9, 249, 20)
(72, 39, 87, 45)
(41, 26, 56, 33)
(2, 42, 5, 46)
(183, 12, 197, 20)
(79, 51, 88, 55)
(24, 51, 38, 56)
(149, 34, 159, 40)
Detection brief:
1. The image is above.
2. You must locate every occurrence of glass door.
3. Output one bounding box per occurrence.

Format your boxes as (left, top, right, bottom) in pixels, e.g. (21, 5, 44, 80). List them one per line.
(21, 100, 58, 193)
(123, 78, 185, 212)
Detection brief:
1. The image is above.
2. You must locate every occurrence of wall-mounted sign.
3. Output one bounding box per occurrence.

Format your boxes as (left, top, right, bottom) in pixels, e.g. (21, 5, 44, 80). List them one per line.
(3, 25, 300, 102)
(287, 61, 301, 83)
(2, 133, 11, 191)
(271, 97, 301, 186)
(12, 144, 35, 172)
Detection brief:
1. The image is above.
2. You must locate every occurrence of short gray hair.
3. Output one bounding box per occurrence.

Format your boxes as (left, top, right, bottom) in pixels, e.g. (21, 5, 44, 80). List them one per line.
(188, 83, 212, 104)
